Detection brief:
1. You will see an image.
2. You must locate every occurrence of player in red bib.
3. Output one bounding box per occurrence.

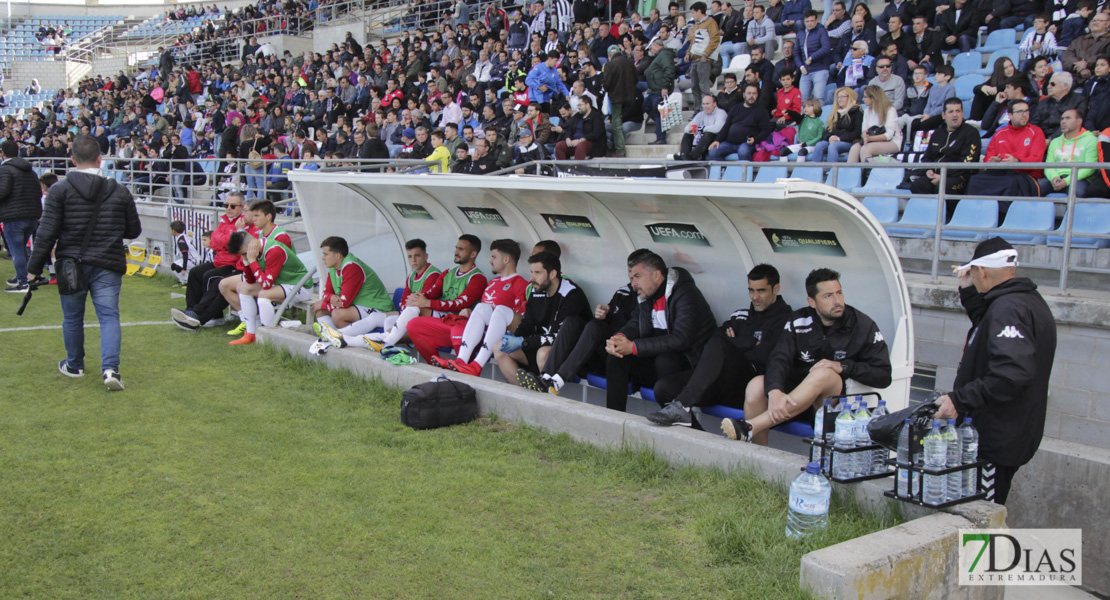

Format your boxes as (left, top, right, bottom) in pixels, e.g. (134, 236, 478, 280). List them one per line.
(439, 239, 528, 375)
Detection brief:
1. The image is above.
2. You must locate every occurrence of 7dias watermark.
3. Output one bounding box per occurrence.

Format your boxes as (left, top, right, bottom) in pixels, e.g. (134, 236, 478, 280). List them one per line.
(959, 529, 1082, 586)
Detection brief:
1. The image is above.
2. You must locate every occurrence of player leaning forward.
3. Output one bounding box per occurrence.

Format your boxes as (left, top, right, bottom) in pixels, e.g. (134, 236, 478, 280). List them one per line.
(222, 200, 310, 345)
(315, 236, 398, 348)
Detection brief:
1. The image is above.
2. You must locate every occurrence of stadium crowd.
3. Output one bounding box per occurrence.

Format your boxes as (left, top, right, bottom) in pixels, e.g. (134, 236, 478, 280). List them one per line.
(1, 0, 1110, 200)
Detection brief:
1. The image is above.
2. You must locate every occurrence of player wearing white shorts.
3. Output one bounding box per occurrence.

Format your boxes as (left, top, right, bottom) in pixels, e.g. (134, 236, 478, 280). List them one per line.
(314, 235, 399, 348)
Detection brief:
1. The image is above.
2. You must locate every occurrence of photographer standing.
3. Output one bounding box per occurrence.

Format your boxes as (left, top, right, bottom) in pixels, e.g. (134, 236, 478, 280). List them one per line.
(26, 136, 141, 391)
(0, 140, 43, 293)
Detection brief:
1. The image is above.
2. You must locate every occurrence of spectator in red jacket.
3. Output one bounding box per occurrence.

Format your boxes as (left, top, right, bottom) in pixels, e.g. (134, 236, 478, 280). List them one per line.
(965, 99, 1048, 198)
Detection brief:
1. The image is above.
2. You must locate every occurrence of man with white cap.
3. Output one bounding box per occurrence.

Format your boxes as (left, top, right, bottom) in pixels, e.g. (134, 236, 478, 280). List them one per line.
(934, 237, 1057, 505)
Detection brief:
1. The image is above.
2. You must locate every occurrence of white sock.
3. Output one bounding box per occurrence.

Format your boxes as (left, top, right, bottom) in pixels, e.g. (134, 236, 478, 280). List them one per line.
(238, 293, 258, 335)
(473, 304, 513, 367)
(383, 314, 398, 331)
(383, 306, 420, 346)
(457, 303, 493, 363)
(340, 310, 386, 338)
(345, 335, 369, 348)
(318, 315, 335, 328)
(549, 373, 565, 393)
(258, 299, 277, 327)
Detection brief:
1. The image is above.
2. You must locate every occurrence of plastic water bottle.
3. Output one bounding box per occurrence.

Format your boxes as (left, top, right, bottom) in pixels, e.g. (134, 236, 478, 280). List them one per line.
(869, 400, 889, 474)
(896, 418, 920, 498)
(786, 461, 831, 538)
(959, 417, 980, 497)
(853, 398, 872, 477)
(943, 419, 962, 501)
(923, 421, 947, 505)
(811, 399, 825, 463)
(833, 398, 856, 479)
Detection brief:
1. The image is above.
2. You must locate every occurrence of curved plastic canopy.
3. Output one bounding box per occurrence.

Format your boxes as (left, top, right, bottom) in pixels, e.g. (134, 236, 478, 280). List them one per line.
(290, 172, 916, 409)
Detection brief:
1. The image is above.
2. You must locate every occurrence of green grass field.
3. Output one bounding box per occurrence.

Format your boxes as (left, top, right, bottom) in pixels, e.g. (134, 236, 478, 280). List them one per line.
(0, 260, 899, 599)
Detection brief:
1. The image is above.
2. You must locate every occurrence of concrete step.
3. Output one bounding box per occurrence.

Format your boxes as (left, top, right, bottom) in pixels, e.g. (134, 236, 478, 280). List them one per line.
(625, 144, 680, 158)
(626, 129, 684, 145)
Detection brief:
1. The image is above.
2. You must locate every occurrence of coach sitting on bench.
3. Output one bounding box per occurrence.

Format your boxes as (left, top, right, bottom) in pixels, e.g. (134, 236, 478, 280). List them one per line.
(603, 252, 717, 413)
(722, 268, 892, 444)
(647, 263, 793, 428)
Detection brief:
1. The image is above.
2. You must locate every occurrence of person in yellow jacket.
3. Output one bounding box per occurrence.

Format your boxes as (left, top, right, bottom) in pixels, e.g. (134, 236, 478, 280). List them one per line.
(1039, 108, 1099, 197)
(425, 130, 451, 173)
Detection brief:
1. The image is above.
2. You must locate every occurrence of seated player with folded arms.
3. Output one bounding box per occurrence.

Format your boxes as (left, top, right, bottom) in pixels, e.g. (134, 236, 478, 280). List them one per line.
(435, 238, 529, 375)
(314, 236, 399, 349)
(365, 238, 441, 352)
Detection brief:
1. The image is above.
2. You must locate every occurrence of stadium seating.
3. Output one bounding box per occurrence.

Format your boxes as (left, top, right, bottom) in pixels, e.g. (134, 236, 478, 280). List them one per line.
(826, 166, 862, 191)
(754, 165, 788, 183)
(862, 197, 900, 223)
(999, 201, 1056, 245)
(886, 197, 941, 238)
(789, 166, 824, 182)
(1047, 202, 1110, 248)
(951, 51, 983, 77)
(954, 74, 986, 101)
(979, 29, 1018, 53)
(853, 167, 904, 194)
(942, 200, 999, 241)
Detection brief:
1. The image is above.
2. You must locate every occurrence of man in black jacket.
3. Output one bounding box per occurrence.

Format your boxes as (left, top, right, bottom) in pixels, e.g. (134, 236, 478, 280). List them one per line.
(27, 136, 142, 391)
(707, 83, 772, 161)
(934, 238, 1056, 505)
(647, 263, 792, 428)
(909, 97, 982, 218)
(603, 252, 717, 413)
(723, 268, 892, 445)
(497, 251, 591, 383)
(519, 248, 647, 395)
(555, 98, 605, 159)
(603, 46, 638, 157)
(0, 141, 44, 292)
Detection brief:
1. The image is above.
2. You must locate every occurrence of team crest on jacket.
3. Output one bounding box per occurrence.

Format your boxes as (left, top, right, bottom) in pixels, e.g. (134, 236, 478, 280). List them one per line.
(834, 350, 847, 360)
(503, 283, 511, 291)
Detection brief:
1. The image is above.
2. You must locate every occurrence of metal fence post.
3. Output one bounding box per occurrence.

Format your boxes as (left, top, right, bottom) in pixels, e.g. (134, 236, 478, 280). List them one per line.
(1059, 166, 1079, 294)
(930, 165, 947, 283)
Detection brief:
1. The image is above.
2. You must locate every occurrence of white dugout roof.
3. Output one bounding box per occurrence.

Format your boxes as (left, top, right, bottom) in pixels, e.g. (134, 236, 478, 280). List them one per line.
(289, 173, 916, 409)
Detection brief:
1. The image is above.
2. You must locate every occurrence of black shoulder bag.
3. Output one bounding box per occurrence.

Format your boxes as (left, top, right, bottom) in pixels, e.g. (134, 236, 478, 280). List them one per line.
(56, 177, 109, 296)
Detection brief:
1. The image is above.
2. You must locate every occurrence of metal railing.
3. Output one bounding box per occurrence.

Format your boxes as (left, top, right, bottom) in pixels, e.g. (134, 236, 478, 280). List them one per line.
(488, 158, 1110, 294)
(26, 156, 1108, 292)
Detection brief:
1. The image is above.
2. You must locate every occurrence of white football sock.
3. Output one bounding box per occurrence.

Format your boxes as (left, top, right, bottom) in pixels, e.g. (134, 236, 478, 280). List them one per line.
(457, 303, 493, 363)
(473, 304, 514, 367)
(258, 298, 277, 327)
(238, 294, 258, 335)
(317, 315, 336, 328)
(340, 310, 386, 338)
(383, 306, 420, 346)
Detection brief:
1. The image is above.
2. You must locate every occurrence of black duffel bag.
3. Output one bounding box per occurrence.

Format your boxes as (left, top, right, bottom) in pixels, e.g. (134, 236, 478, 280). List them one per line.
(867, 401, 939, 453)
(401, 377, 478, 430)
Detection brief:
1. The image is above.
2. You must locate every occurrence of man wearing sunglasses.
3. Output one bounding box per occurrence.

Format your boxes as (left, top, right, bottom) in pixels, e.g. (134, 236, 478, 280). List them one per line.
(171, 191, 259, 330)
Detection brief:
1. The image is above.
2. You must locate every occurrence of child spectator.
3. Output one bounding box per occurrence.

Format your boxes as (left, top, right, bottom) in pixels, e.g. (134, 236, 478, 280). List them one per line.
(170, 220, 199, 285)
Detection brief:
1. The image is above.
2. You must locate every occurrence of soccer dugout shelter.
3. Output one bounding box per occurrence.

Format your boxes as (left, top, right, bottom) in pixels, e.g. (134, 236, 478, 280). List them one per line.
(289, 173, 915, 412)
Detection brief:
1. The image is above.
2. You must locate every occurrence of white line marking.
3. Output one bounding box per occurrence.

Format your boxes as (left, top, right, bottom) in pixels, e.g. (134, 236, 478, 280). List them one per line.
(0, 320, 174, 333)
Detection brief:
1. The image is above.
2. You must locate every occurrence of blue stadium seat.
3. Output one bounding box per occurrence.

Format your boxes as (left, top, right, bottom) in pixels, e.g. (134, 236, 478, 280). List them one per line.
(1047, 202, 1110, 248)
(954, 74, 986, 101)
(999, 201, 1055, 245)
(886, 197, 940, 238)
(853, 167, 904, 193)
(585, 373, 636, 394)
(943, 200, 999, 241)
(754, 165, 788, 183)
(827, 166, 862, 190)
(985, 28, 1016, 52)
(639, 388, 658, 403)
(951, 51, 983, 77)
(790, 166, 824, 182)
(392, 287, 404, 311)
(722, 165, 747, 181)
(862, 197, 900, 223)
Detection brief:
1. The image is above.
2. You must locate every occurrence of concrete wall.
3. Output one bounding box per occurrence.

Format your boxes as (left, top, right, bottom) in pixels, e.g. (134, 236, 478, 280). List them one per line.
(257, 33, 313, 60)
(907, 277, 1110, 450)
(91, 55, 129, 80)
(10, 60, 67, 94)
(312, 21, 367, 55)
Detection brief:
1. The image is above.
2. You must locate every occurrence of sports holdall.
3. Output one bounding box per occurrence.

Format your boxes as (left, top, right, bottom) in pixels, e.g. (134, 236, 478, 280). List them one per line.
(400, 377, 478, 430)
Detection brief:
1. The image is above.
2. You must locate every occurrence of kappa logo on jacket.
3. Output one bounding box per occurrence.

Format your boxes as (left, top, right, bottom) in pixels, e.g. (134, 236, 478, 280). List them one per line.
(800, 350, 813, 362)
(997, 325, 1025, 339)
